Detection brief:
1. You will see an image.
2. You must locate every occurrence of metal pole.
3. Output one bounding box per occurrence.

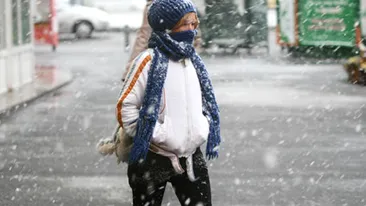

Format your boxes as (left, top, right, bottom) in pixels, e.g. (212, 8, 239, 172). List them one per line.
(124, 25, 130, 52)
(244, 0, 252, 54)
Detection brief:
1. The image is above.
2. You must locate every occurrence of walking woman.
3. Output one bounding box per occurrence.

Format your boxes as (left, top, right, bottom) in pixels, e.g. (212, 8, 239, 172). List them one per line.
(121, 0, 203, 82)
(116, 0, 221, 205)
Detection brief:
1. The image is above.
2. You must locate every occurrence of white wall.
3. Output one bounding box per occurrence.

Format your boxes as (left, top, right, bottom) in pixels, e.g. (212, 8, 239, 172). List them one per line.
(0, 55, 6, 94)
(0, 0, 34, 94)
(267, 8, 277, 29)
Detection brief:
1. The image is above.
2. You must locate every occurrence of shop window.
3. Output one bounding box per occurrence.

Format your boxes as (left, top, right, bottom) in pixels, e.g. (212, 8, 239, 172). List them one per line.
(0, 0, 6, 49)
(21, 0, 31, 44)
(12, 0, 20, 45)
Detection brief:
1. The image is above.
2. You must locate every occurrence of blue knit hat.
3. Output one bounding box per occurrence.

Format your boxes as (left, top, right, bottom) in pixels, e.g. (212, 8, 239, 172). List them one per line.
(148, 0, 196, 31)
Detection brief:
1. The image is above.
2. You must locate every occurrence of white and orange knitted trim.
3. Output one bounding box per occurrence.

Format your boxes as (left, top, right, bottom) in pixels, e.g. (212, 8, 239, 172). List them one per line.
(116, 54, 152, 127)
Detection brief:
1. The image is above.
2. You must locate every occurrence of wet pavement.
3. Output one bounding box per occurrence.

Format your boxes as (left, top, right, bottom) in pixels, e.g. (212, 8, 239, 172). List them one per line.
(0, 64, 72, 115)
(1, 32, 366, 206)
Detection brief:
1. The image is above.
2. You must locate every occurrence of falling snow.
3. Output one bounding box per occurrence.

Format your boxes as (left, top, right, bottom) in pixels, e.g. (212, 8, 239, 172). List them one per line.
(0, 0, 365, 205)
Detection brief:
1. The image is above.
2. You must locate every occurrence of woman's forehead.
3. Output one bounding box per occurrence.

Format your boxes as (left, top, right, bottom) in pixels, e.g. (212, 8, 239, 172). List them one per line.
(184, 13, 197, 21)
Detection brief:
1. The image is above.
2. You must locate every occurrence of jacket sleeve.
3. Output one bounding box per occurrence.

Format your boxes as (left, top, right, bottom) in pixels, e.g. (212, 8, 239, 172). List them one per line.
(116, 51, 152, 137)
(122, 1, 152, 81)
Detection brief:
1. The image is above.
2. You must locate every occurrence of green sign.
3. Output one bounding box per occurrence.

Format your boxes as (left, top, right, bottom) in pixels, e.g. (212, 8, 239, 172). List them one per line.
(298, 0, 359, 47)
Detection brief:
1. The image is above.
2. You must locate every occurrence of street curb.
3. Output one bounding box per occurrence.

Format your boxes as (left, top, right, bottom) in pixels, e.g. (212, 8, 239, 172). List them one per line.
(0, 70, 73, 116)
(107, 28, 138, 33)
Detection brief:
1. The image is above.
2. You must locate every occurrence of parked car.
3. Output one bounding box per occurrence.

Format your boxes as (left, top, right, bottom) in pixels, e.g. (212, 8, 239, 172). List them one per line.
(67, 0, 203, 31)
(55, 0, 110, 38)
(92, 0, 145, 30)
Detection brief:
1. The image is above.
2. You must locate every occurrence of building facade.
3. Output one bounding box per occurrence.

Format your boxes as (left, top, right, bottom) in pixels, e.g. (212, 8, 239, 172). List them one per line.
(0, 0, 34, 94)
(362, 0, 366, 36)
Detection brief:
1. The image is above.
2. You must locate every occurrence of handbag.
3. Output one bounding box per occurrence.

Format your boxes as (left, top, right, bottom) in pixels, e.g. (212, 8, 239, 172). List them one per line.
(97, 124, 133, 164)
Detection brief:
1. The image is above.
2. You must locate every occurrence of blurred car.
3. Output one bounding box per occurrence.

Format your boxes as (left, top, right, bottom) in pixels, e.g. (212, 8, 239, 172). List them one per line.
(68, 0, 204, 30)
(92, 0, 146, 30)
(56, 0, 110, 38)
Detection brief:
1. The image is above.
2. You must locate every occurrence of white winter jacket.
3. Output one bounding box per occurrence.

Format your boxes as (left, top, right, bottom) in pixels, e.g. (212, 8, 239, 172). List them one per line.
(117, 49, 210, 159)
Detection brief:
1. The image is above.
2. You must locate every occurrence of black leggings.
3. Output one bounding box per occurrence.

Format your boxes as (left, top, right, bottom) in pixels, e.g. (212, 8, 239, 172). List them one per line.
(127, 148, 212, 206)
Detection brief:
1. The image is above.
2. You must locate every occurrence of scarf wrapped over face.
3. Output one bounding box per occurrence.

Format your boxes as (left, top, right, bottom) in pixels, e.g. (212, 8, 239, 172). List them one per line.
(129, 30, 221, 163)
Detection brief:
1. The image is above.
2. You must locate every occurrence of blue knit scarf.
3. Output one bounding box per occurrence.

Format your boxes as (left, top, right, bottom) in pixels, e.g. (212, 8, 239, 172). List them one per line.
(129, 30, 221, 163)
